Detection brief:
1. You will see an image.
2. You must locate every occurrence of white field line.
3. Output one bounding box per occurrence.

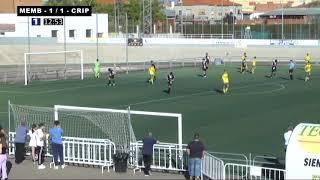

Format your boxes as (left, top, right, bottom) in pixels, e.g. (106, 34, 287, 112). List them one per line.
(113, 81, 286, 108)
(0, 83, 102, 95)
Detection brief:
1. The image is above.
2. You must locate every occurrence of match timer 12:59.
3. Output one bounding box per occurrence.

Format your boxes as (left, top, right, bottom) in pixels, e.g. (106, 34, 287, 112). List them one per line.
(17, 6, 91, 16)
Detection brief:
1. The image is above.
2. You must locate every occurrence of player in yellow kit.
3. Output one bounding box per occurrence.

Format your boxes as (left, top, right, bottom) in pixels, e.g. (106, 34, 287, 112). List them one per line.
(305, 53, 311, 64)
(305, 62, 311, 82)
(148, 65, 156, 84)
(222, 70, 229, 94)
(251, 56, 257, 74)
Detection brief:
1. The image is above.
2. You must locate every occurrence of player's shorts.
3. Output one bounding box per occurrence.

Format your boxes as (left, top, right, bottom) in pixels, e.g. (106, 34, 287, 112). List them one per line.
(272, 67, 277, 72)
(289, 69, 293, 73)
(223, 81, 229, 85)
(242, 62, 246, 68)
(203, 66, 208, 71)
(168, 81, 173, 86)
(306, 72, 311, 76)
(109, 75, 115, 79)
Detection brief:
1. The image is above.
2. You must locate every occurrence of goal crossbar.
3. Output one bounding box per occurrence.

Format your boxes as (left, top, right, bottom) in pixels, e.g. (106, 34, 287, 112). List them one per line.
(24, 50, 84, 85)
(54, 105, 183, 151)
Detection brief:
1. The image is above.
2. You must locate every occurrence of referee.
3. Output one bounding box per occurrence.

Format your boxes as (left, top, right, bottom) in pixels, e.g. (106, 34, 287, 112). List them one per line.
(288, 60, 295, 80)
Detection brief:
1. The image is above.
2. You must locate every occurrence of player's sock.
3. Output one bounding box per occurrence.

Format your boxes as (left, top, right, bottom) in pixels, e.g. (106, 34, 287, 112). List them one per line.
(226, 87, 229, 93)
(168, 88, 171, 94)
(290, 74, 293, 80)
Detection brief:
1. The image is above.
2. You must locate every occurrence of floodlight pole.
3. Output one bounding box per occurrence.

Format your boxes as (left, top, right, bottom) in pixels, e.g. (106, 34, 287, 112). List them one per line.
(232, 0, 235, 39)
(281, 0, 284, 40)
(126, 13, 129, 74)
(221, 0, 224, 39)
(96, 14, 99, 60)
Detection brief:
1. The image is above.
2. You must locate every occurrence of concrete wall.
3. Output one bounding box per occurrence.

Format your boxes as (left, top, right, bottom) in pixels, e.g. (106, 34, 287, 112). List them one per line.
(1, 43, 320, 65)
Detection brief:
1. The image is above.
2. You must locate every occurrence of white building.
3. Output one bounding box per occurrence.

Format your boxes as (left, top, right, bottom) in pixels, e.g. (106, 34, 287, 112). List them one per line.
(0, 14, 109, 43)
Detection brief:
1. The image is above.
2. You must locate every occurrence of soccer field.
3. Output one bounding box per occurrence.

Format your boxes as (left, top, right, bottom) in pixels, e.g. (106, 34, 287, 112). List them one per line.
(1, 64, 319, 158)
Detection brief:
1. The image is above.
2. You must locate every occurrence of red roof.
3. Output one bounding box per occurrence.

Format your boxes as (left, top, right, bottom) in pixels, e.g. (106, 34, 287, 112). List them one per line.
(182, 0, 241, 6)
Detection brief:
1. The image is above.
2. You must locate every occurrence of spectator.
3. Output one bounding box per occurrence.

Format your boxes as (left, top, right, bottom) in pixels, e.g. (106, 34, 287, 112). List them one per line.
(29, 124, 37, 164)
(0, 128, 8, 180)
(14, 122, 28, 164)
(49, 121, 65, 170)
(142, 132, 159, 176)
(284, 126, 293, 152)
(187, 133, 205, 180)
(36, 123, 46, 170)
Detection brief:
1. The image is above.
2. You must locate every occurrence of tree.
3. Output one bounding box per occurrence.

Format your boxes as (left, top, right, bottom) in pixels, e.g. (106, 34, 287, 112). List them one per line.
(152, 0, 165, 23)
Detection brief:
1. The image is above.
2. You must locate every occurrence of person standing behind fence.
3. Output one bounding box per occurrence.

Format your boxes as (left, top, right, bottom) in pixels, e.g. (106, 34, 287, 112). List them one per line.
(29, 124, 37, 164)
(49, 121, 65, 170)
(36, 123, 46, 170)
(187, 133, 205, 180)
(14, 122, 28, 164)
(0, 130, 8, 180)
(142, 132, 159, 176)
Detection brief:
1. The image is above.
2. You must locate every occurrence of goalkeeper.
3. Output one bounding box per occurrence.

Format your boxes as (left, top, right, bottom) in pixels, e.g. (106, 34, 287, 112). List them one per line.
(94, 59, 101, 79)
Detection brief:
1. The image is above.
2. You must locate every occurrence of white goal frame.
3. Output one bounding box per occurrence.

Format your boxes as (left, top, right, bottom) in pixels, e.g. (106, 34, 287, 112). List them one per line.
(24, 50, 84, 85)
(54, 105, 183, 152)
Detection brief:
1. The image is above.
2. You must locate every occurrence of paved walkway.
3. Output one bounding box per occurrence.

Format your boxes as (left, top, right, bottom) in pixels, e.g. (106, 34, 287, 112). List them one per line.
(7, 158, 185, 179)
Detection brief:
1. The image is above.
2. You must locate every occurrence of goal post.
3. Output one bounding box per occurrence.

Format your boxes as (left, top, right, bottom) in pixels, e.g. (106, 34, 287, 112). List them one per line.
(24, 50, 84, 85)
(54, 105, 183, 152)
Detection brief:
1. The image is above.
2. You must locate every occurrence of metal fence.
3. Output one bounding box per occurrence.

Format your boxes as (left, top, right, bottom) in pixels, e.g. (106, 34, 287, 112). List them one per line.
(224, 163, 286, 180)
(108, 14, 320, 40)
(202, 151, 224, 179)
(8, 132, 116, 173)
(129, 141, 188, 173)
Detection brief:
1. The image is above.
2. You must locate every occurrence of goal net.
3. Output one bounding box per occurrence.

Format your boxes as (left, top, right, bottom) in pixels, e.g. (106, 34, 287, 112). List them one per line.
(9, 103, 183, 152)
(24, 50, 83, 85)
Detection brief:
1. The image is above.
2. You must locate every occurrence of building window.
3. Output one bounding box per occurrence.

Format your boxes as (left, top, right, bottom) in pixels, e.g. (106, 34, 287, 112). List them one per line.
(97, 33, 103, 38)
(0, 32, 4, 35)
(86, 29, 92, 38)
(37, 35, 41, 37)
(238, 10, 241, 14)
(51, 30, 58, 38)
(69, 30, 75, 38)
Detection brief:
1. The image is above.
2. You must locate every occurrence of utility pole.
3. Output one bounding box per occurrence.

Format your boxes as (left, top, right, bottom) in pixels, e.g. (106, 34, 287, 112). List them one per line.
(221, 0, 224, 39)
(232, 0, 235, 39)
(114, 0, 121, 33)
(281, 0, 284, 40)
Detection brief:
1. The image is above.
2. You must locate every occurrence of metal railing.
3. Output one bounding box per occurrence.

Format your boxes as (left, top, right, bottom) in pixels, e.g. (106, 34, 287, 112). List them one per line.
(129, 141, 188, 173)
(208, 151, 249, 165)
(8, 132, 116, 173)
(202, 151, 224, 179)
(111, 33, 234, 39)
(224, 163, 286, 180)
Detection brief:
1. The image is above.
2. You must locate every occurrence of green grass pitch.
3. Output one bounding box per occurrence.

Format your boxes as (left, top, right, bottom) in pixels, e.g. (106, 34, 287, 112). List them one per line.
(1, 64, 319, 158)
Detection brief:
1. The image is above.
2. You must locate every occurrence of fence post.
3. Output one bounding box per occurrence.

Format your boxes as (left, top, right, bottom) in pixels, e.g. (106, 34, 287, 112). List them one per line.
(8, 99, 11, 132)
